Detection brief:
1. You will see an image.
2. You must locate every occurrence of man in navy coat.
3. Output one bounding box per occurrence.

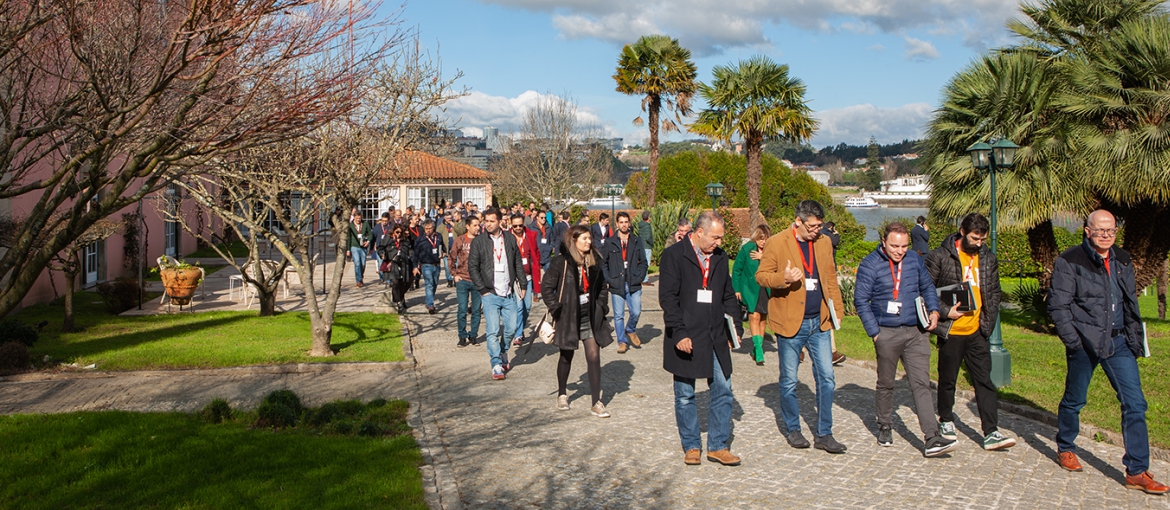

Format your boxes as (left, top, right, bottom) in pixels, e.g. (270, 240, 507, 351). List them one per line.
(659, 211, 744, 467)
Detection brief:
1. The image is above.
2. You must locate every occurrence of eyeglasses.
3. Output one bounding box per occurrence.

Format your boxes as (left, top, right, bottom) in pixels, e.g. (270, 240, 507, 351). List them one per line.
(802, 221, 823, 232)
(1089, 228, 1118, 237)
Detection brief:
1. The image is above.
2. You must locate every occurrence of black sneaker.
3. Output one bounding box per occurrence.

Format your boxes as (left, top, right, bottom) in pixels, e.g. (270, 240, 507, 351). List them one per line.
(785, 430, 811, 449)
(924, 436, 958, 457)
(457, 337, 469, 348)
(814, 434, 847, 454)
(877, 425, 893, 447)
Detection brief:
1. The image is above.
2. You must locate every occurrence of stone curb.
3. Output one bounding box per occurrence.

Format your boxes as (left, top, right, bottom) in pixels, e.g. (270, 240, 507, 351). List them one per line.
(843, 357, 1170, 463)
(0, 360, 413, 383)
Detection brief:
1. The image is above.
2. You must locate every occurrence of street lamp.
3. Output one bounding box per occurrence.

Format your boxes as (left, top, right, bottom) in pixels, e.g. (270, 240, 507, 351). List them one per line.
(966, 137, 1018, 388)
(706, 182, 724, 212)
(605, 184, 621, 223)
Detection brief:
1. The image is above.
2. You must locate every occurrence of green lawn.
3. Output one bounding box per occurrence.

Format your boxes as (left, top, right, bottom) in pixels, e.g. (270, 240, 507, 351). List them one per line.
(831, 292, 1170, 448)
(0, 409, 425, 509)
(10, 293, 405, 370)
(185, 241, 251, 258)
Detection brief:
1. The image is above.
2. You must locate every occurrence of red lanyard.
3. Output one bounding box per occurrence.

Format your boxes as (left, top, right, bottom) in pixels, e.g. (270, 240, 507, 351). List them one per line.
(427, 235, 438, 249)
(957, 240, 977, 281)
(580, 266, 589, 292)
(621, 238, 628, 261)
(794, 228, 814, 276)
(888, 258, 903, 300)
(493, 235, 504, 264)
(694, 250, 710, 289)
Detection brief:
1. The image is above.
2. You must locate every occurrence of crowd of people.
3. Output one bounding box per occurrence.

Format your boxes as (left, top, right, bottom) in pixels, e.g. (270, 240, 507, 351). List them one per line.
(341, 199, 1165, 494)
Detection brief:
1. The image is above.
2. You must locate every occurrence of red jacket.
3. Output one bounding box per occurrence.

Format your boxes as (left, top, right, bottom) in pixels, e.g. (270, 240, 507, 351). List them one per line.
(512, 228, 542, 292)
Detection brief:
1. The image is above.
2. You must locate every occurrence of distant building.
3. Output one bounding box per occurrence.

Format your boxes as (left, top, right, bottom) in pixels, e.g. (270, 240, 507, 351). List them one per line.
(483, 126, 501, 152)
(806, 170, 830, 186)
(364, 151, 494, 218)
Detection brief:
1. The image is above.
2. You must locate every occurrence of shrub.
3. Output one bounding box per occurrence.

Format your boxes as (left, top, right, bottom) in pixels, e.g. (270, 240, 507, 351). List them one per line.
(835, 240, 879, 271)
(0, 342, 30, 371)
(648, 200, 691, 264)
(198, 399, 234, 424)
(303, 400, 365, 427)
(838, 277, 857, 316)
(0, 320, 38, 348)
(95, 277, 144, 314)
(1009, 279, 1053, 332)
(718, 206, 742, 258)
(262, 389, 304, 416)
(255, 401, 298, 428)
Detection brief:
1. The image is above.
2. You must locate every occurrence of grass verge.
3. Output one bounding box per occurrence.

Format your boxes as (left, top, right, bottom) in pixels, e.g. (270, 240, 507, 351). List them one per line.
(0, 399, 424, 509)
(9, 293, 405, 370)
(831, 293, 1170, 448)
(185, 241, 250, 258)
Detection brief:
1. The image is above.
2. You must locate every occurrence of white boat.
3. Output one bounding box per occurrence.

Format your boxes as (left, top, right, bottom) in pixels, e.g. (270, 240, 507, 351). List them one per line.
(844, 196, 880, 208)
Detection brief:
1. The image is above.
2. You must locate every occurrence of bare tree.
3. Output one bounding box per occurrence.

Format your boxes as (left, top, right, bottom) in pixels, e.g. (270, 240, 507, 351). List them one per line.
(46, 219, 121, 332)
(490, 94, 613, 211)
(0, 0, 381, 317)
(172, 45, 462, 355)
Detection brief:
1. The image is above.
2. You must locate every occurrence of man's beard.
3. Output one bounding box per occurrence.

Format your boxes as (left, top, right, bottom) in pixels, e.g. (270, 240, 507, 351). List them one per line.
(961, 237, 980, 255)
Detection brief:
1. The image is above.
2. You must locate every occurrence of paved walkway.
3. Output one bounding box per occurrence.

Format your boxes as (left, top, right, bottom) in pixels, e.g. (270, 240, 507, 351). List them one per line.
(2, 264, 1169, 508)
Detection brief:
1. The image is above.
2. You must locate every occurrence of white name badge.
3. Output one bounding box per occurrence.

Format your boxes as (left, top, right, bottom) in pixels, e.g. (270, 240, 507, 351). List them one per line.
(431, 248, 438, 255)
(541, 238, 548, 244)
(886, 301, 902, 314)
(805, 278, 818, 291)
(624, 261, 628, 269)
(580, 294, 589, 304)
(522, 258, 528, 265)
(697, 289, 713, 303)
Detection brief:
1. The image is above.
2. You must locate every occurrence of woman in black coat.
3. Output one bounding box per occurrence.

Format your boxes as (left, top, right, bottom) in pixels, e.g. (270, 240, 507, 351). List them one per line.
(378, 225, 411, 313)
(541, 225, 614, 417)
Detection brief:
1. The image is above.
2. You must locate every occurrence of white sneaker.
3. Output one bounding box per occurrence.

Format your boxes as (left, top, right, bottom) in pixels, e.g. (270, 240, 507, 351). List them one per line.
(557, 395, 570, 411)
(590, 401, 610, 418)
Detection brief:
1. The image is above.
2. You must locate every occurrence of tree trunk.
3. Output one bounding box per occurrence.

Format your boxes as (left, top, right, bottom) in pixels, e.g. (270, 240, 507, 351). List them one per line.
(62, 268, 77, 333)
(310, 317, 334, 357)
(745, 137, 764, 229)
(1114, 201, 1170, 291)
(646, 95, 661, 208)
(1026, 220, 1059, 291)
(308, 215, 351, 357)
(1158, 257, 1167, 320)
(258, 291, 276, 316)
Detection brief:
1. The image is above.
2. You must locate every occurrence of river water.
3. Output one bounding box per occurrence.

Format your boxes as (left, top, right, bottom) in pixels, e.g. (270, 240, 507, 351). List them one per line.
(845, 207, 928, 241)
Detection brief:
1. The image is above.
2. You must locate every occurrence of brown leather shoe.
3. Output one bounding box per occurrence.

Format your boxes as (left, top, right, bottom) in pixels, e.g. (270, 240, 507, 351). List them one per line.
(1058, 451, 1083, 472)
(628, 332, 642, 347)
(617, 343, 628, 354)
(355, 282, 363, 288)
(642, 281, 654, 286)
(1126, 471, 1170, 494)
(706, 449, 741, 466)
(684, 449, 701, 465)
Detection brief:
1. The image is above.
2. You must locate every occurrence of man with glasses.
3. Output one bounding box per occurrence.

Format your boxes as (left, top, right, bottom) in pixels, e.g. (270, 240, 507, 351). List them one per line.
(508, 214, 542, 347)
(665, 217, 692, 249)
(756, 200, 847, 454)
(1048, 210, 1167, 494)
(925, 213, 1015, 451)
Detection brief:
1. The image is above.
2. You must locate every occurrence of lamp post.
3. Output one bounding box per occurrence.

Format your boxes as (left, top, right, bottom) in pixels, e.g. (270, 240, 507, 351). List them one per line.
(966, 138, 1019, 388)
(705, 182, 724, 212)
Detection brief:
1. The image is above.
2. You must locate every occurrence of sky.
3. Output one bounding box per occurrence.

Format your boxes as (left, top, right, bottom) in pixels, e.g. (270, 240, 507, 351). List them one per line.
(389, 0, 1025, 149)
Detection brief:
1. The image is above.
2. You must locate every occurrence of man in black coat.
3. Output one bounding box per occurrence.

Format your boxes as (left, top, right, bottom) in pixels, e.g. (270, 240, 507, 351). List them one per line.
(924, 213, 1014, 451)
(590, 212, 612, 250)
(1048, 209, 1167, 494)
(551, 211, 571, 256)
(601, 212, 648, 354)
(659, 211, 743, 467)
(468, 207, 527, 381)
(911, 216, 930, 256)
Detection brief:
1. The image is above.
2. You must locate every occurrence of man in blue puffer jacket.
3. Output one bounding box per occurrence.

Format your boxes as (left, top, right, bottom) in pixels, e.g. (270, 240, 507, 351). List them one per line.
(854, 222, 954, 457)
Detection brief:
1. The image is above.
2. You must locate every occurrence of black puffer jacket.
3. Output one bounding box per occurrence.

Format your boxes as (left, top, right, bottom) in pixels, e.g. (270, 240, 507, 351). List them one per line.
(924, 232, 1002, 338)
(1049, 240, 1145, 357)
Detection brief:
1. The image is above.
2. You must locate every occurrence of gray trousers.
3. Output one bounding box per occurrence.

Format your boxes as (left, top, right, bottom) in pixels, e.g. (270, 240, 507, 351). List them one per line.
(875, 326, 939, 441)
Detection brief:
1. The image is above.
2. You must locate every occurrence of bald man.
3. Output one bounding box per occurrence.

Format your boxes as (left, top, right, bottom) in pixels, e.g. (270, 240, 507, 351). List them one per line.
(1048, 209, 1167, 494)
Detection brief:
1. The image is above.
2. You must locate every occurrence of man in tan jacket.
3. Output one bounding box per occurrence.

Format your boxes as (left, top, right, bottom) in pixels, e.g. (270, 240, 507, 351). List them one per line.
(756, 200, 847, 454)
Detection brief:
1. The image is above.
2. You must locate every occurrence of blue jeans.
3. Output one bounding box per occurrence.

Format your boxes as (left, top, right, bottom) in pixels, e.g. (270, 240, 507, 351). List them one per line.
(611, 285, 642, 345)
(443, 257, 452, 283)
(455, 280, 482, 340)
(349, 247, 367, 283)
(643, 249, 652, 282)
(482, 292, 517, 369)
(673, 353, 734, 452)
(1057, 334, 1149, 475)
(512, 279, 533, 341)
(778, 317, 836, 437)
(420, 264, 440, 308)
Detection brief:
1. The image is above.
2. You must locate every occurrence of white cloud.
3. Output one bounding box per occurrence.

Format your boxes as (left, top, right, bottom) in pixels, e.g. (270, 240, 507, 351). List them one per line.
(903, 37, 940, 60)
(441, 90, 616, 137)
(480, 0, 1019, 54)
(867, 43, 885, 52)
(812, 103, 934, 147)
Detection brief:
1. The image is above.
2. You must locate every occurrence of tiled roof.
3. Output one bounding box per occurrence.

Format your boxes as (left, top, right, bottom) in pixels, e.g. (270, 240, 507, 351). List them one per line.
(378, 151, 494, 182)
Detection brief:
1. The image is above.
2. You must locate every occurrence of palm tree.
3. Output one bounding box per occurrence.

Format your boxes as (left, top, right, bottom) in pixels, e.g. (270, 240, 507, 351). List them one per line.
(689, 56, 817, 228)
(1054, 14, 1170, 288)
(613, 35, 698, 207)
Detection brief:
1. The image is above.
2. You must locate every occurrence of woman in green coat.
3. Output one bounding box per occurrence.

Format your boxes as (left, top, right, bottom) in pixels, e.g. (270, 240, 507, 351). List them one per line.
(732, 224, 771, 365)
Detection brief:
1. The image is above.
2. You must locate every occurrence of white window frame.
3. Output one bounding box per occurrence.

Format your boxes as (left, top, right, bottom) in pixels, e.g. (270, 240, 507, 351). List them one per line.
(407, 186, 427, 210)
(84, 242, 98, 284)
(462, 186, 486, 209)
